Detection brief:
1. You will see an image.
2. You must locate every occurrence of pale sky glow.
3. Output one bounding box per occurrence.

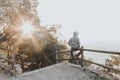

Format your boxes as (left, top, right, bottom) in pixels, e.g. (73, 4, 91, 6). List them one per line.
(38, 0, 120, 63)
(38, 0, 120, 46)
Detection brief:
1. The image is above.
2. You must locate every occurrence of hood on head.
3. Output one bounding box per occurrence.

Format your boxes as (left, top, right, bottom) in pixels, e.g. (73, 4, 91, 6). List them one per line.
(73, 31, 78, 36)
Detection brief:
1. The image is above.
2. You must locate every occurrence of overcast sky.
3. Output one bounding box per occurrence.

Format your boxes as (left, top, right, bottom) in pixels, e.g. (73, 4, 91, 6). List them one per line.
(37, 0, 120, 63)
(38, 0, 120, 47)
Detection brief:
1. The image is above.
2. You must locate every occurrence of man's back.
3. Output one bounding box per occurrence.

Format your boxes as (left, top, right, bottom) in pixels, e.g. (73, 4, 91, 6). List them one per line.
(68, 33, 80, 49)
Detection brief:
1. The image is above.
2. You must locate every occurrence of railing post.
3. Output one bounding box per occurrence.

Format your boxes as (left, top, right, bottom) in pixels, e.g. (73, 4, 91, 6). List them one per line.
(56, 50, 59, 63)
(80, 46, 84, 67)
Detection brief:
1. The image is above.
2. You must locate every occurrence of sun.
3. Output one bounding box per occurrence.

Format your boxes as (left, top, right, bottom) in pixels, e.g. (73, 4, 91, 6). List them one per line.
(21, 23, 33, 35)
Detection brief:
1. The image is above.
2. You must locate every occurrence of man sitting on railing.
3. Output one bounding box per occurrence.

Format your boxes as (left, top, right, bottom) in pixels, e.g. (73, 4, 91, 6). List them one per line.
(68, 31, 81, 60)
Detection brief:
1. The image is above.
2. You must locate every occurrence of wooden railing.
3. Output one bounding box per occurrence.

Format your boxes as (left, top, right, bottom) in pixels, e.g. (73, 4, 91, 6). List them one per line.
(0, 44, 120, 74)
(0, 45, 15, 75)
(57, 46, 120, 73)
(0, 57, 15, 75)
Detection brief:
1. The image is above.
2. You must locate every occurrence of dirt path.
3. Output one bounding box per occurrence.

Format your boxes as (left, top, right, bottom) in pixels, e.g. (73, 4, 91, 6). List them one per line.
(21, 62, 106, 80)
(0, 62, 109, 80)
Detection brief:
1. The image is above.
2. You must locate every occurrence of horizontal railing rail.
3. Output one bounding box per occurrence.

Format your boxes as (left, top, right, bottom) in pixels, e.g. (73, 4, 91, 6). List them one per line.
(59, 49, 120, 55)
(57, 46, 120, 73)
(83, 48, 120, 55)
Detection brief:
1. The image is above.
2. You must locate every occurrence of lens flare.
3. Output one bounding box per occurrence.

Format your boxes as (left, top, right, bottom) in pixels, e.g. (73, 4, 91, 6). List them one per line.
(21, 23, 33, 35)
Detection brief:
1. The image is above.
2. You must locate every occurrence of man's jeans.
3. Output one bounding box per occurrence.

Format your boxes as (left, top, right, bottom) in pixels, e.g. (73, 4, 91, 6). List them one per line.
(71, 48, 80, 59)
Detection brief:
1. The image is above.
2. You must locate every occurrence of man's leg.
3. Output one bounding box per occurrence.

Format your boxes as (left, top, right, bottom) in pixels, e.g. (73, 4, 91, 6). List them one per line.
(76, 52, 81, 57)
(71, 50, 74, 59)
(74, 48, 80, 58)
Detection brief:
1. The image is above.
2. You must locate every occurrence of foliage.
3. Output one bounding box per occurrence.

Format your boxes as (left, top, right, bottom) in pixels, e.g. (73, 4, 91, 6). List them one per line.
(0, 0, 38, 44)
(96, 55, 120, 80)
(105, 55, 120, 74)
(0, 0, 67, 71)
(17, 27, 67, 71)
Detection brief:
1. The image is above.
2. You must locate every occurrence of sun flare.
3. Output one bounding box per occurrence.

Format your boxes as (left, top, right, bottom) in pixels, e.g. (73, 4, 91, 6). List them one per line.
(21, 23, 33, 35)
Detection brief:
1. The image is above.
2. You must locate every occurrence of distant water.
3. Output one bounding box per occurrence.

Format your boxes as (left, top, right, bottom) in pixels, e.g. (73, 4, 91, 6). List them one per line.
(83, 42, 120, 65)
(84, 52, 111, 64)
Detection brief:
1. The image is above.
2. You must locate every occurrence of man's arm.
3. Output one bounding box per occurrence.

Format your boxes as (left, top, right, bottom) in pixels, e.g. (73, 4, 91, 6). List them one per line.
(68, 39, 71, 46)
(77, 38, 80, 47)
